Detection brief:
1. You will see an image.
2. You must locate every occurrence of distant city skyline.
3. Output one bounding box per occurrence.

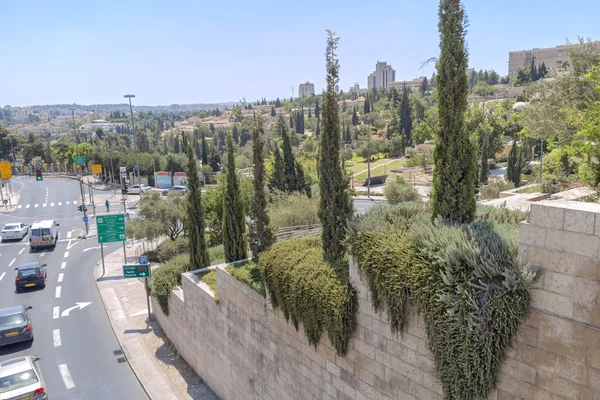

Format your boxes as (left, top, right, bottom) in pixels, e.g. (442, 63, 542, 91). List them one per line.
(2, 0, 599, 107)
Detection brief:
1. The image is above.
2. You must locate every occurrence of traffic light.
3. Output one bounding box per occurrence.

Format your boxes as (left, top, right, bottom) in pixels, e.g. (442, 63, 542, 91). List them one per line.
(35, 167, 42, 181)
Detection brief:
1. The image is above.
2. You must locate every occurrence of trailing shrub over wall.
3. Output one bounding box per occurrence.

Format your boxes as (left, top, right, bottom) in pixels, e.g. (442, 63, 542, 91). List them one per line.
(149, 254, 190, 315)
(347, 203, 534, 400)
(260, 237, 357, 356)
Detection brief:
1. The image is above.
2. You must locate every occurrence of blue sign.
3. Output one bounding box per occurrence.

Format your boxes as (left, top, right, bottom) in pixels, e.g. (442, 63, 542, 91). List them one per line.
(125, 212, 130, 219)
(83, 216, 89, 223)
(2, 200, 7, 204)
(138, 256, 148, 265)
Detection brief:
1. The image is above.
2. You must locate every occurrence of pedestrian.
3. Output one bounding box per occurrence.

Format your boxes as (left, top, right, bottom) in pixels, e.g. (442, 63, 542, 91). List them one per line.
(105, 199, 110, 212)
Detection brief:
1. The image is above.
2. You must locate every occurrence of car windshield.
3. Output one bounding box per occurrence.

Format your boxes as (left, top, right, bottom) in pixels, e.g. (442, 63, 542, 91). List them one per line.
(18, 268, 39, 277)
(31, 229, 41, 236)
(2, 225, 18, 231)
(0, 313, 25, 327)
(0, 369, 39, 394)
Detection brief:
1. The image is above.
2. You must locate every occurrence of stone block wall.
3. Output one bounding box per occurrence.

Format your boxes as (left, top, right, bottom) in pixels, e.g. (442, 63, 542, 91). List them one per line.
(153, 200, 600, 400)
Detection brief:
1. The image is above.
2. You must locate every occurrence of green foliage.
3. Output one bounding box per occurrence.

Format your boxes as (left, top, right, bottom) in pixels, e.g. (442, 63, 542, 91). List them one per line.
(431, 0, 477, 222)
(384, 179, 421, 205)
(318, 31, 354, 262)
(157, 236, 189, 262)
(225, 261, 265, 297)
(126, 192, 186, 240)
(479, 179, 514, 200)
(268, 190, 319, 229)
(198, 269, 218, 301)
(150, 254, 190, 315)
(234, 155, 250, 169)
(260, 237, 358, 356)
(208, 245, 225, 265)
(348, 204, 534, 400)
(475, 204, 528, 226)
(223, 133, 248, 262)
(472, 81, 499, 96)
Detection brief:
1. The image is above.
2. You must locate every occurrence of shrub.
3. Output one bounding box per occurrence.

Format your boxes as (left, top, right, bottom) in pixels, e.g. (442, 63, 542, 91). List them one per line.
(157, 236, 189, 262)
(384, 180, 421, 204)
(405, 153, 424, 168)
(479, 178, 514, 200)
(260, 237, 357, 356)
(268, 191, 319, 229)
(208, 245, 225, 265)
(150, 254, 190, 315)
(475, 204, 528, 226)
(225, 261, 265, 297)
(198, 269, 218, 301)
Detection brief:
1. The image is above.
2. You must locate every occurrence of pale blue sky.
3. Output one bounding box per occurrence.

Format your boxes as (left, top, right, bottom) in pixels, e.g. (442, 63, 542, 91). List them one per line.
(1, 0, 598, 106)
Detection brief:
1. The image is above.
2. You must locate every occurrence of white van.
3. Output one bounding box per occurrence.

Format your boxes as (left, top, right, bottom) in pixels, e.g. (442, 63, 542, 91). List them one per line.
(29, 220, 59, 251)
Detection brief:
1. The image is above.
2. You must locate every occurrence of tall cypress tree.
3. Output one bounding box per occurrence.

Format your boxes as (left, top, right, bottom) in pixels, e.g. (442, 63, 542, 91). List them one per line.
(249, 115, 274, 261)
(289, 113, 294, 129)
(352, 107, 359, 126)
(173, 134, 181, 154)
(280, 115, 298, 190)
(186, 133, 209, 269)
(222, 133, 248, 262)
(399, 85, 413, 147)
(201, 132, 209, 165)
(318, 30, 353, 262)
(314, 100, 320, 120)
(308, 107, 312, 119)
(232, 125, 239, 144)
(270, 106, 276, 117)
(268, 145, 285, 191)
(363, 96, 370, 114)
(431, 0, 476, 222)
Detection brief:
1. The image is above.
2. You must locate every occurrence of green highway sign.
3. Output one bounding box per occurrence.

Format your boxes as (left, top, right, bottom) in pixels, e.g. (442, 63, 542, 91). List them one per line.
(97, 214, 126, 243)
(74, 156, 86, 164)
(123, 264, 151, 278)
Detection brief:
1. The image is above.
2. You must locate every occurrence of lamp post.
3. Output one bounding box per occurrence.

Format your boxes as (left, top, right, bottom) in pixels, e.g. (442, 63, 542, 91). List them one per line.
(69, 108, 79, 175)
(124, 94, 139, 187)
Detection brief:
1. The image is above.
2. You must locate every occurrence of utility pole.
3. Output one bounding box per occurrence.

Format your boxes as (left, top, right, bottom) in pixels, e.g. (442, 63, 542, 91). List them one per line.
(367, 125, 372, 198)
(124, 95, 140, 187)
(79, 178, 89, 235)
(539, 139, 544, 182)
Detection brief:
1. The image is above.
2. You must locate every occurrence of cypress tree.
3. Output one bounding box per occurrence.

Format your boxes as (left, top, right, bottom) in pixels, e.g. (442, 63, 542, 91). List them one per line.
(185, 133, 209, 269)
(315, 116, 320, 138)
(181, 131, 188, 154)
(400, 85, 413, 147)
(308, 107, 312, 119)
(352, 107, 359, 126)
(363, 96, 370, 114)
(270, 106, 276, 117)
(420, 76, 429, 96)
(318, 30, 353, 262)
(268, 145, 285, 191)
(232, 125, 239, 144)
(275, 98, 281, 108)
(249, 115, 274, 261)
(314, 100, 320, 120)
(222, 133, 248, 262)
(345, 124, 352, 144)
(280, 116, 297, 190)
(431, 0, 476, 223)
(289, 113, 294, 129)
(173, 134, 180, 154)
(194, 137, 202, 159)
(201, 132, 209, 165)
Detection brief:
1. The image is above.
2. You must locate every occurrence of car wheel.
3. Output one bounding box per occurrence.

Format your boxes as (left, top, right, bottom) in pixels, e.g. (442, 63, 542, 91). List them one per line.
(16, 287, 21, 293)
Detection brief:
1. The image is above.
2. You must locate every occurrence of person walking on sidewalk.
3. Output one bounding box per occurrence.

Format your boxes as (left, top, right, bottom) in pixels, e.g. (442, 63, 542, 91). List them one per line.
(105, 199, 110, 212)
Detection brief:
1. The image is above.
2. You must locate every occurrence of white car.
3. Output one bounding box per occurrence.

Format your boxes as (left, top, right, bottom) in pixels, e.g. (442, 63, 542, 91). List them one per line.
(1, 223, 29, 241)
(126, 184, 152, 195)
(0, 356, 47, 399)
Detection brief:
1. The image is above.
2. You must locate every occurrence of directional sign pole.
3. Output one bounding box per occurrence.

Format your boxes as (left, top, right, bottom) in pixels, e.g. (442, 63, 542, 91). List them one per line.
(0, 185, 5, 210)
(123, 241, 127, 264)
(100, 243, 105, 276)
(145, 278, 151, 320)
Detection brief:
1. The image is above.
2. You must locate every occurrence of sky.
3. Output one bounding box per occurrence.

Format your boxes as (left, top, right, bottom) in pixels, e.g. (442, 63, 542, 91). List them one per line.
(2, 0, 599, 107)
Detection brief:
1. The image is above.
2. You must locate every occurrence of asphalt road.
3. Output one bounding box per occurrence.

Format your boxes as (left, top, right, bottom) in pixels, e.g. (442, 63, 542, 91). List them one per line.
(354, 198, 381, 214)
(0, 177, 147, 400)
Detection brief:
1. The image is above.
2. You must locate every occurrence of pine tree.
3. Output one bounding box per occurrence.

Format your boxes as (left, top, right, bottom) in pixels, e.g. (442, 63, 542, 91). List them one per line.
(223, 133, 248, 262)
(352, 107, 359, 126)
(268, 145, 285, 191)
(318, 30, 353, 263)
(201, 132, 209, 165)
(270, 106, 276, 117)
(400, 85, 413, 147)
(249, 115, 274, 261)
(275, 98, 281, 108)
(431, 0, 476, 223)
(185, 133, 209, 269)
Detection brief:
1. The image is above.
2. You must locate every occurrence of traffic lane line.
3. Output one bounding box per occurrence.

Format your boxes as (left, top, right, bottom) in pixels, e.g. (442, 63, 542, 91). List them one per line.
(53, 329, 61, 347)
(0, 272, 4, 281)
(61, 262, 66, 269)
(18, 247, 25, 254)
(59, 364, 75, 389)
(64, 251, 69, 258)
(58, 273, 63, 283)
(55, 286, 61, 298)
(8, 258, 15, 267)
(53, 306, 60, 319)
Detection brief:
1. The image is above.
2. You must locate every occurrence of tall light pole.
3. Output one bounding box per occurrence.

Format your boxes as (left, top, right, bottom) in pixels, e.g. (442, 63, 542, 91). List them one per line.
(69, 108, 79, 176)
(124, 94, 139, 186)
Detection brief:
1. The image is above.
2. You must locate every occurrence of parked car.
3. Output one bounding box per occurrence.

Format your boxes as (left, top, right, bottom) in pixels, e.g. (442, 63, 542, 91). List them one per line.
(126, 184, 152, 195)
(1, 223, 29, 241)
(0, 356, 47, 399)
(162, 185, 189, 196)
(15, 263, 47, 292)
(0, 306, 33, 346)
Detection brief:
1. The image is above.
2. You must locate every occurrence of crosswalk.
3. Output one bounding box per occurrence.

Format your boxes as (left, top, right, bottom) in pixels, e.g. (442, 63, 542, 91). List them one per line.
(18, 200, 80, 210)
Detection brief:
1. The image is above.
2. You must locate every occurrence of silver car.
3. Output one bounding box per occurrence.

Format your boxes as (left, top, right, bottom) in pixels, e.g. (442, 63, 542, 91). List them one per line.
(0, 306, 33, 346)
(0, 356, 47, 399)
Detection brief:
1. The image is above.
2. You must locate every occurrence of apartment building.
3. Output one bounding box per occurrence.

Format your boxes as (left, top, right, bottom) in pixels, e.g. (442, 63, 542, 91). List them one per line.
(298, 82, 315, 98)
(367, 62, 396, 90)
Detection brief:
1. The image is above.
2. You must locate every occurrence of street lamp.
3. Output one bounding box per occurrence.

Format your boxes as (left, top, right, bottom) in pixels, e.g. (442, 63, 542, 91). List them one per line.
(68, 108, 79, 157)
(124, 94, 140, 187)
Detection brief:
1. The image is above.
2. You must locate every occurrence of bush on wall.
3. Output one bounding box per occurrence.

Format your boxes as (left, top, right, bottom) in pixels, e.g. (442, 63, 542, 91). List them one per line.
(149, 254, 190, 315)
(259, 237, 357, 356)
(347, 203, 534, 400)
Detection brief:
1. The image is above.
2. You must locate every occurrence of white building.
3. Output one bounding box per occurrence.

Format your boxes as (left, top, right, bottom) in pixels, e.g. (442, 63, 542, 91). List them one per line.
(367, 62, 396, 90)
(388, 77, 427, 92)
(298, 82, 315, 98)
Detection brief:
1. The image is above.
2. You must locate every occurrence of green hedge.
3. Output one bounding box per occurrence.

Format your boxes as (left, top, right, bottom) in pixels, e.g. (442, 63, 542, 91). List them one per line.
(149, 254, 190, 315)
(198, 269, 218, 301)
(260, 237, 357, 356)
(347, 203, 534, 400)
(225, 261, 265, 297)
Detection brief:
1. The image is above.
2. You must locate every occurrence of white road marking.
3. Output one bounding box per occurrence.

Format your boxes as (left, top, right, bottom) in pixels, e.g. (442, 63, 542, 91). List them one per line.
(66, 231, 72, 239)
(59, 364, 75, 389)
(53, 329, 62, 347)
(55, 286, 61, 298)
(17, 205, 22, 209)
(83, 246, 100, 252)
(34, 204, 38, 208)
(61, 262, 66, 269)
(61, 302, 92, 317)
(66, 201, 70, 205)
(9, 258, 15, 267)
(53, 306, 60, 319)
(58, 273, 64, 283)
(64, 251, 69, 258)
(18, 248, 24, 255)
(25, 204, 30, 208)
(73, 200, 78, 205)
(40, 252, 45, 257)
(43, 203, 47, 207)
(51, 202, 54, 206)
(58, 202, 62, 206)
(0, 272, 5, 281)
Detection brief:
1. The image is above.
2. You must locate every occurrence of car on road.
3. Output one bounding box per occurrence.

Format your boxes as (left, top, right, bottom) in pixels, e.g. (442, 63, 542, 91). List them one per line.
(0, 223, 29, 242)
(0, 306, 33, 346)
(162, 185, 189, 196)
(29, 220, 59, 251)
(0, 356, 47, 399)
(15, 263, 47, 292)
(126, 184, 152, 195)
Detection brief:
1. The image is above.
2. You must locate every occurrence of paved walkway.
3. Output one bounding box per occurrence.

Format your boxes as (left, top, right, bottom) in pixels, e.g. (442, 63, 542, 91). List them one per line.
(94, 241, 218, 399)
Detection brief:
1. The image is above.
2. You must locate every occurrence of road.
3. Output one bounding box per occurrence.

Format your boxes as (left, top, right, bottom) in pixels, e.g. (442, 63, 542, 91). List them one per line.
(0, 177, 147, 400)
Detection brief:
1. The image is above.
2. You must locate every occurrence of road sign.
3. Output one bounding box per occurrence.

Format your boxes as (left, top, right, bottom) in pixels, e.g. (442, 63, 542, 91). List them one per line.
(96, 214, 126, 243)
(74, 156, 86, 164)
(0, 161, 12, 180)
(123, 264, 151, 278)
(3, 200, 8, 205)
(92, 164, 102, 174)
(138, 256, 148, 265)
(83, 216, 89, 223)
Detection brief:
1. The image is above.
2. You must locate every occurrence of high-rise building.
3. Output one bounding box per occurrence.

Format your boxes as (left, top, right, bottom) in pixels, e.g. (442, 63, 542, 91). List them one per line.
(367, 62, 396, 90)
(508, 41, 600, 81)
(298, 82, 315, 98)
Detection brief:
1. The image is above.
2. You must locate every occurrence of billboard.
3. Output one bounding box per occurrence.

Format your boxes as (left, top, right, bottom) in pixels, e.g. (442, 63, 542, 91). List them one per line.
(0, 162, 12, 180)
(155, 171, 171, 188)
(92, 164, 102, 174)
(173, 172, 187, 186)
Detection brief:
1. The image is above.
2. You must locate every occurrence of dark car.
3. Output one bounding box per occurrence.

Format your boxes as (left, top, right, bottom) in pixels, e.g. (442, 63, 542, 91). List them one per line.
(15, 263, 47, 292)
(0, 306, 33, 346)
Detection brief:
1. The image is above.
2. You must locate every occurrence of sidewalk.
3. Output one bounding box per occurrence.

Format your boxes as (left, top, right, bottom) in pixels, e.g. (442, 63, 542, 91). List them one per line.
(94, 241, 218, 400)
